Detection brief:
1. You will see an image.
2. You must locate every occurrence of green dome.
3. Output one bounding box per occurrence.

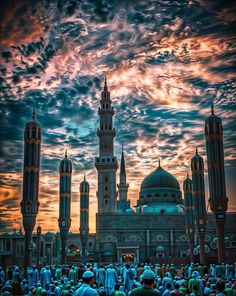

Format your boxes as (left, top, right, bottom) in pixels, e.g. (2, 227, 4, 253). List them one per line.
(141, 166, 180, 190)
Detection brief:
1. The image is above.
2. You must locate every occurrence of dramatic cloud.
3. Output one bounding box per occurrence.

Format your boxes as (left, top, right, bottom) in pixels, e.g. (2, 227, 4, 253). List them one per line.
(0, 0, 235, 233)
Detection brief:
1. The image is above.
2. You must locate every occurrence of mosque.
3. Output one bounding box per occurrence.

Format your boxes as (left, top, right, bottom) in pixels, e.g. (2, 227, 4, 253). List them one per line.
(92, 78, 235, 264)
(1, 79, 235, 269)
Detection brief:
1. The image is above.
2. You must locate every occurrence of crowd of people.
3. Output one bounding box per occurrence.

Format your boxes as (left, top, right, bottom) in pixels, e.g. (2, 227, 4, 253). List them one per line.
(0, 262, 235, 296)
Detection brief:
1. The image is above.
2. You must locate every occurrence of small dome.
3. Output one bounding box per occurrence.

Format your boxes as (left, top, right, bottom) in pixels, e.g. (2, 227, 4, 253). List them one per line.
(80, 176, 90, 193)
(205, 105, 221, 124)
(191, 149, 204, 171)
(183, 175, 192, 191)
(59, 152, 72, 173)
(141, 166, 180, 190)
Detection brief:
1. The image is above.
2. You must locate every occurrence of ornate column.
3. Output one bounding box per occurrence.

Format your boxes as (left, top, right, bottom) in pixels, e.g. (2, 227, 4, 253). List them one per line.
(80, 176, 90, 258)
(183, 174, 194, 263)
(117, 145, 130, 212)
(205, 105, 228, 263)
(58, 150, 72, 264)
(20, 110, 41, 272)
(191, 149, 207, 265)
(95, 77, 118, 213)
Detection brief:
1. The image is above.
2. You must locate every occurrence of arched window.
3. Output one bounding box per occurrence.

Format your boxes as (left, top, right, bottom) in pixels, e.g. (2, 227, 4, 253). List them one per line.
(105, 176, 108, 182)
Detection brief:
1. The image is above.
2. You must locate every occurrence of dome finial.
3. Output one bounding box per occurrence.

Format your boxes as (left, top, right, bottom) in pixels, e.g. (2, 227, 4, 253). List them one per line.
(104, 74, 108, 91)
(196, 147, 198, 155)
(211, 103, 214, 115)
(65, 149, 67, 158)
(84, 173, 86, 181)
(187, 171, 189, 178)
(158, 158, 161, 167)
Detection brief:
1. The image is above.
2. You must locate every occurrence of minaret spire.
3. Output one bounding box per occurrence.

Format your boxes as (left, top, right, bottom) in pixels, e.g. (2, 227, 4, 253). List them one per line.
(158, 158, 161, 167)
(80, 176, 90, 257)
(183, 174, 194, 263)
(191, 150, 207, 264)
(211, 103, 214, 115)
(120, 144, 126, 176)
(21, 111, 41, 271)
(95, 76, 118, 213)
(117, 144, 130, 212)
(104, 74, 108, 91)
(58, 151, 72, 264)
(205, 102, 227, 263)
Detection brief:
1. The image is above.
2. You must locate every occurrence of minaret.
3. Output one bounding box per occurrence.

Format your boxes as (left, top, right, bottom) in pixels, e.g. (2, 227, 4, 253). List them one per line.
(183, 173, 194, 263)
(20, 109, 41, 270)
(191, 148, 207, 265)
(80, 175, 90, 257)
(205, 105, 228, 263)
(117, 145, 130, 212)
(95, 76, 118, 213)
(58, 150, 72, 264)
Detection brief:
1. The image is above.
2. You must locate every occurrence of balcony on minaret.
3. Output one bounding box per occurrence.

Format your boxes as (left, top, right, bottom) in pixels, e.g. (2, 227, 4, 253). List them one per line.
(95, 156, 118, 169)
(97, 128, 116, 137)
(98, 107, 114, 115)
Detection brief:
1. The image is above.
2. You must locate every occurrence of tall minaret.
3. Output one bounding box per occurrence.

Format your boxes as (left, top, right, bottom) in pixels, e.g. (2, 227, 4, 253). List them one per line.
(95, 77, 118, 213)
(20, 109, 41, 270)
(191, 148, 207, 265)
(117, 145, 130, 212)
(80, 175, 90, 257)
(205, 105, 228, 263)
(58, 150, 72, 264)
(183, 173, 194, 263)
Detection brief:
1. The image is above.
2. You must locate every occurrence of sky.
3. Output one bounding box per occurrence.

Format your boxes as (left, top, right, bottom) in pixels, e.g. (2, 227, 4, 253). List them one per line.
(0, 0, 236, 234)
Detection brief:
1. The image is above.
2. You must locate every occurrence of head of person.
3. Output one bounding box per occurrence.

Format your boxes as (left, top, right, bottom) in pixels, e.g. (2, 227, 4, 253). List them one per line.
(216, 280, 225, 293)
(142, 270, 156, 288)
(174, 283, 180, 290)
(82, 271, 95, 286)
(166, 283, 172, 290)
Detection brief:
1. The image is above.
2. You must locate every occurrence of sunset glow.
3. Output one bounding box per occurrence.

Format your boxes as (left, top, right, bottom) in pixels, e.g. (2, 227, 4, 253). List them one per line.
(0, 0, 235, 234)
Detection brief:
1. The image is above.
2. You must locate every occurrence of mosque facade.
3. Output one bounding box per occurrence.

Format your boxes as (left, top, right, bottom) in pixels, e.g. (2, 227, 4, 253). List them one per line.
(1, 79, 236, 269)
(94, 80, 236, 264)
